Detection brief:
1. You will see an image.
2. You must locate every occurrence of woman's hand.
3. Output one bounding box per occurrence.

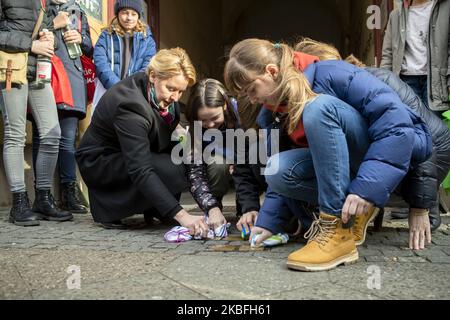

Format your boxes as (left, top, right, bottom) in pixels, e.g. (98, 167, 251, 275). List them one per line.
(38, 30, 54, 46)
(31, 40, 54, 57)
(251, 226, 273, 246)
(208, 207, 227, 230)
(236, 211, 258, 235)
(53, 11, 70, 30)
(174, 209, 209, 238)
(63, 30, 82, 44)
(409, 209, 432, 250)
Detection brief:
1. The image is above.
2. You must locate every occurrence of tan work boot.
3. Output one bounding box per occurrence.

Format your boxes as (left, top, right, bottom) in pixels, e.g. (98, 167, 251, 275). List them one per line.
(286, 213, 358, 272)
(353, 207, 380, 246)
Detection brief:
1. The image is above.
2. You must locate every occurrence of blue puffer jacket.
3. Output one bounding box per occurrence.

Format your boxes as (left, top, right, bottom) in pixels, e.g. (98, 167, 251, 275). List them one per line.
(301, 60, 433, 207)
(255, 61, 435, 234)
(93, 27, 156, 89)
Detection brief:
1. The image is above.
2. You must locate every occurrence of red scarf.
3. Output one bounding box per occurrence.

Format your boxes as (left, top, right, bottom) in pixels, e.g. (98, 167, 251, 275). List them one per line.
(265, 52, 319, 148)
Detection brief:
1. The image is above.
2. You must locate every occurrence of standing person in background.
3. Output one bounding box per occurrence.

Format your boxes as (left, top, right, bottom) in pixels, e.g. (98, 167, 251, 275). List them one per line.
(93, 0, 156, 102)
(31, 0, 93, 214)
(0, 0, 72, 226)
(381, 0, 449, 115)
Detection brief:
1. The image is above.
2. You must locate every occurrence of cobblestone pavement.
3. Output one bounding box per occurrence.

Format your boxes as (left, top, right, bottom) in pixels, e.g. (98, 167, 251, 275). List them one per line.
(0, 195, 449, 300)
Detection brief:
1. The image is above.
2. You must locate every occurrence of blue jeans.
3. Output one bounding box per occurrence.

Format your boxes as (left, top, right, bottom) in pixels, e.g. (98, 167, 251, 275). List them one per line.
(33, 116, 79, 184)
(255, 187, 314, 235)
(400, 75, 428, 108)
(265, 94, 370, 217)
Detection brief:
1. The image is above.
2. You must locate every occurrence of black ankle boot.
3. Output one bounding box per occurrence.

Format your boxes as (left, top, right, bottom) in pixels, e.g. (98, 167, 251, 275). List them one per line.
(32, 189, 73, 222)
(429, 202, 441, 232)
(143, 209, 156, 226)
(9, 192, 40, 227)
(98, 220, 127, 230)
(60, 182, 88, 214)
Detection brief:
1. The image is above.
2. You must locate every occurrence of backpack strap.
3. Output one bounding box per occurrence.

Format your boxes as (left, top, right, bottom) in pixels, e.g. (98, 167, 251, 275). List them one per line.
(31, 0, 46, 41)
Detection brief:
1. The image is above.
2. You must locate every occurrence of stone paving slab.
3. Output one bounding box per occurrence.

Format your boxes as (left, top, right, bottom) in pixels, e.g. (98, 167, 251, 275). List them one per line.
(30, 272, 207, 300)
(1, 207, 450, 300)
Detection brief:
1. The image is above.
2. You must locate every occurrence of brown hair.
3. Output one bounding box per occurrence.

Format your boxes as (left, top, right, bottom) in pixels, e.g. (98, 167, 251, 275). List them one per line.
(106, 16, 148, 37)
(224, 38, 317, 134)
(185, 79, 238, 130)
(344, 54, 366, 67)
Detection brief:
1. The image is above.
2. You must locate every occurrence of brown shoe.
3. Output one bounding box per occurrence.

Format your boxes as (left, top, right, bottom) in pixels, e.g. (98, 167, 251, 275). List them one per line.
(353, 207, 379, 246)
(287, 213, 358, 272)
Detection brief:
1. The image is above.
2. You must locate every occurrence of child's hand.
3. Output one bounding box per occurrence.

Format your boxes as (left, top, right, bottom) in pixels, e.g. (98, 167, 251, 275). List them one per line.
(53, 11, 70, 30)
(250, 226, 273, 246)
(38, 30, 54, 46)
(173, 124, 189, 143)
(208, 207, 227, 230)
(236, 211, 258, 235)
(63, 30, 82, 44)
(31, 40, 54, 57)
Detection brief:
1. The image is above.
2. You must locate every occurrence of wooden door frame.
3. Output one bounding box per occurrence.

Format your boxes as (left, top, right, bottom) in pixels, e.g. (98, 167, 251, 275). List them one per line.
(374, 0, 394, 66)
(148, 0, 160, 47)
(107, 0, 115, 23)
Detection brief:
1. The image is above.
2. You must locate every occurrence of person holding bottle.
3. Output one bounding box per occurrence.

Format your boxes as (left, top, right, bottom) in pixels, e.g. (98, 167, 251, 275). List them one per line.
(0, 0, 73, 226)
(31, 0, 94, 214)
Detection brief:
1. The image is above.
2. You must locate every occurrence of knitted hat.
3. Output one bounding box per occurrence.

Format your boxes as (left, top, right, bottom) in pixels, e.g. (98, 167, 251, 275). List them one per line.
(114, 0, 142, 17)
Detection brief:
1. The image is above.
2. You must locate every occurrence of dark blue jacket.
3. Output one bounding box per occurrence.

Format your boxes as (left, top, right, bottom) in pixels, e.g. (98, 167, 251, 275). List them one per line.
(303, 61, 432, 207)
(47, 1, 93, 117)
(93, 27, 156, 89)
(255, 62, 436, 234)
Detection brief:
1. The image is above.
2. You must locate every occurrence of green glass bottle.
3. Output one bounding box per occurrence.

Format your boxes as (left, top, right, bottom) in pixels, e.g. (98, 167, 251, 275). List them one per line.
(64, 10, 82, 59)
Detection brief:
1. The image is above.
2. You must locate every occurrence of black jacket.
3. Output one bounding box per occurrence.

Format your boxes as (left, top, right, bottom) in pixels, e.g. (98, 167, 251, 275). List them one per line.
(76, 72, 187, 222)
(366, 68, 450, 209)
(233, 161, 267, 214)
(187, 101, 268, 214)
(231, 111, 289, 215)
(0, 0, 53, 81)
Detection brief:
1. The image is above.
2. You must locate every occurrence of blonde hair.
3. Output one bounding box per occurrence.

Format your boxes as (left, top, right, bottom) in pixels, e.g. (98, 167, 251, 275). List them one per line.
(344, 54, 366, 67)
(294, 37, 341, 61)
(146, 48, 197, 86)
(106, 17, 148, 37)
(296, 38, 367, 68)
(224, 38, 317, 134)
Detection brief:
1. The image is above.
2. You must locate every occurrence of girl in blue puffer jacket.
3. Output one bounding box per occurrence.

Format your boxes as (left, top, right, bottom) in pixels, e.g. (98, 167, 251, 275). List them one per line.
(224, 38, 433, 272)
(93, 0, 156, 93)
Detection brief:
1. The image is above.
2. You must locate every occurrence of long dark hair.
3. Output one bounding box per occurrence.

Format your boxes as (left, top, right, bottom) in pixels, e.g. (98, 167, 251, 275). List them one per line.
(185, 78, 238, 130)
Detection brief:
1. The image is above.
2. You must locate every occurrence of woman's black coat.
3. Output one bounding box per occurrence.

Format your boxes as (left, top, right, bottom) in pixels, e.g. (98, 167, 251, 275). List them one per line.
(76, 72, 187, 223)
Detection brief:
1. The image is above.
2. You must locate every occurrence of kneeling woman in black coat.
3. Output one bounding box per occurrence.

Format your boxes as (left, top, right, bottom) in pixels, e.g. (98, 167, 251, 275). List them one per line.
(76, 48, 209, 236)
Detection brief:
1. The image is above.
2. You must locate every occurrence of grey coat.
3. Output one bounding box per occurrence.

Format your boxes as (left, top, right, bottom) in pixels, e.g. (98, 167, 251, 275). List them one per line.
(381, 0, 450, 111)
